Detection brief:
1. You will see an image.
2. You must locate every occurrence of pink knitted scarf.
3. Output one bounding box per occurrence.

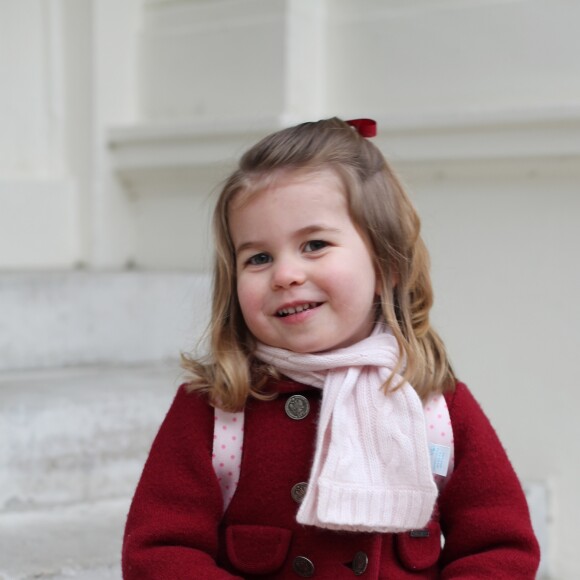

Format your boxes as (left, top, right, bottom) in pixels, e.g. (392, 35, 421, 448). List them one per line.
(255, 326, 437, 533)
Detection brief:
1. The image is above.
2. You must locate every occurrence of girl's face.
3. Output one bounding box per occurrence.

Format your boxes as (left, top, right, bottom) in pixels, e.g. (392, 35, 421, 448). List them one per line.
(229, 170, 380, 353)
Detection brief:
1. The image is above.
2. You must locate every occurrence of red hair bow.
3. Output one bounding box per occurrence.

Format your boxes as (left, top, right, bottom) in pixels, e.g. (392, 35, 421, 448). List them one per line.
(346, 118, 377, 138)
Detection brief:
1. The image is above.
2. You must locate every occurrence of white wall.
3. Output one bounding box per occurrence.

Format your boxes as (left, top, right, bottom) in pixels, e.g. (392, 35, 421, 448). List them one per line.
(326, 0, 580, 116)
(406, 159, 579, 579)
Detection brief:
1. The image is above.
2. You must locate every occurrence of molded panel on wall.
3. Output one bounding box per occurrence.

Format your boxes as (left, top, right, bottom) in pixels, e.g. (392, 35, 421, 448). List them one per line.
(326, 0, 580, 117)
(139, 0, 287, 120)
(0, 0, 66, 178)
(0, 179, 80, 268)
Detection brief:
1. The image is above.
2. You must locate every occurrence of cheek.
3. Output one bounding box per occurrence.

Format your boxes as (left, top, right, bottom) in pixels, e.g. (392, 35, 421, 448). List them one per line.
(236, 281, 251, 314)
(236, 278, 262, 321)
(331, 258, 377, 300)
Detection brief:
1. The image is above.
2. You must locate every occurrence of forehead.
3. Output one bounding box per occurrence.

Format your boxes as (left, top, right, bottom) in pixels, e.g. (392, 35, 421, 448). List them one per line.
(228, 169, 353, 247)
(228, 168, 346, 216)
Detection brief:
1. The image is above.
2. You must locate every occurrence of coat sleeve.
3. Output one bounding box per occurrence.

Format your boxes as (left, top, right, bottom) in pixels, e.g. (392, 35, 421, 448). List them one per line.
(438, 383, 540, 579)
(122, 385, 242, 579)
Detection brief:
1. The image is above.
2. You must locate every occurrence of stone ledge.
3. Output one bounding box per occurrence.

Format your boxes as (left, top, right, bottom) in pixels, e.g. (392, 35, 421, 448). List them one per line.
(108, 107, 580, 192)
(0, 363, 181, 512)
(0, 498, 126, 580)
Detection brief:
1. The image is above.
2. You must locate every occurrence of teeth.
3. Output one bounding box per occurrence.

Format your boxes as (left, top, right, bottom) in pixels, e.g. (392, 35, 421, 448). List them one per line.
(277, 303, 318, 317)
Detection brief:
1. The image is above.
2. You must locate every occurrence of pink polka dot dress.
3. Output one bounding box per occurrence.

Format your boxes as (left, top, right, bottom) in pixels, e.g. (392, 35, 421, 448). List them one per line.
(212, 407, 245, 509)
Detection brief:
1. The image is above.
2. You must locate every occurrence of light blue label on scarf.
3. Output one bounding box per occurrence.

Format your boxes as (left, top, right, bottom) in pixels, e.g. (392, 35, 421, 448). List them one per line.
(429, 443, 451, 477)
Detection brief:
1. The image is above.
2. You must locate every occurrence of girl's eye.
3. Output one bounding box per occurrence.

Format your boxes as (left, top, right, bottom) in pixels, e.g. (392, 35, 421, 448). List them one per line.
(304, 240, 328, 252)
(247, 253, 272, 266)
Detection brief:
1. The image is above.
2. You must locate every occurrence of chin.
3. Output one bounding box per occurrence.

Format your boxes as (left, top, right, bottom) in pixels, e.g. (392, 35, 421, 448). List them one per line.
(280, 342, 328, 354)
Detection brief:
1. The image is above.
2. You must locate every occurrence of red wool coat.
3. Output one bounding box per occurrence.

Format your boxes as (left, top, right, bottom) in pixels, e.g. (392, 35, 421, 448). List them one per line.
(122, 380, 540, 579)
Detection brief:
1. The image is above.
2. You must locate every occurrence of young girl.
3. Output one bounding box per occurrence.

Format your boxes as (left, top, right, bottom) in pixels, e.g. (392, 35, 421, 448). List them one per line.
(122, 118, 540, 578)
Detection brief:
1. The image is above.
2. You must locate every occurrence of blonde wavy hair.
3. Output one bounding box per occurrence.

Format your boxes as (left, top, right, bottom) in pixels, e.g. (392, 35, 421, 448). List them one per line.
(183, 117, 455, 411)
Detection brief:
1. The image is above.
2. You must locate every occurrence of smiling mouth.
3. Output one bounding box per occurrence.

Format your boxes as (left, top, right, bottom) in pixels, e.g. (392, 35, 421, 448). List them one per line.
(276, 302, 322, 317)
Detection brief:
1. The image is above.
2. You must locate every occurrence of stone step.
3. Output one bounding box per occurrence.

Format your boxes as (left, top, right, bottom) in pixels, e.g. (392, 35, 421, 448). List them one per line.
(0, 363, 181, 513)
(0, 363, 185, 578)
(0, 498, 126, 579)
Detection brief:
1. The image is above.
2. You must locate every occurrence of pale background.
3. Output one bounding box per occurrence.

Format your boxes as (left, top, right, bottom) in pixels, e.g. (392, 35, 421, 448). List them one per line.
(1, 0, 579, 578)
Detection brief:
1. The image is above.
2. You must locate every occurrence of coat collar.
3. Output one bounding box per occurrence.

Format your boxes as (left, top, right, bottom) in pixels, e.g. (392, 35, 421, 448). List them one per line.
(265, 376, 318, 395)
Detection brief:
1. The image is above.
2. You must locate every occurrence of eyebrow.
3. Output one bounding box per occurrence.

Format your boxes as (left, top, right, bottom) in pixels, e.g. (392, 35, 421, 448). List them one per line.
(234, 224, 341, 255)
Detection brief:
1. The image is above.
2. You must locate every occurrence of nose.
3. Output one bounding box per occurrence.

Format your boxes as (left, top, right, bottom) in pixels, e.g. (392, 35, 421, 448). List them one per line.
(271, 256, 306, 289)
